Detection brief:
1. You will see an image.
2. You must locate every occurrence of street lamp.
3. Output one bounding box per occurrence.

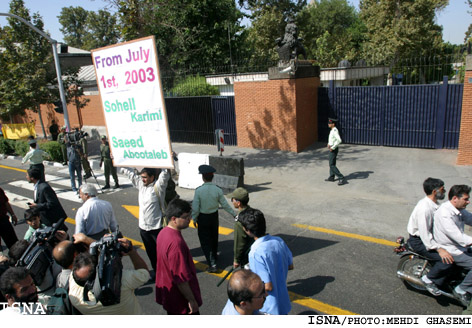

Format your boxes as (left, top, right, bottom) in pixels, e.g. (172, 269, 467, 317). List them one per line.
(0, 12, 71, 132)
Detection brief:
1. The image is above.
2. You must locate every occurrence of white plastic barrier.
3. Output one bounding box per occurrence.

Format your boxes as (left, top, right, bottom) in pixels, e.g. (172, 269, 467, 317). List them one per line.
(178, 153, 209, 189)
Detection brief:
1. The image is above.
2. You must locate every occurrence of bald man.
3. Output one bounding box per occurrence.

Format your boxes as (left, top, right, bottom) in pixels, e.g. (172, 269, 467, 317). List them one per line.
(221, 269, 268, 315)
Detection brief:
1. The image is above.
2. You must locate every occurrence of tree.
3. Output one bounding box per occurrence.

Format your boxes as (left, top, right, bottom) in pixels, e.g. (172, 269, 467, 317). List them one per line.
(239, 0, 307, 62)
(466, 0, 472, 44)
(58, 7, 120, 50)
(58, 6, 89, 48)
(359, 0, 447, 65)
(0, 0, 55, 137)
(171, 75, 220, 96)
(297, 0, 366, 67)
(109, 0, 245, 70)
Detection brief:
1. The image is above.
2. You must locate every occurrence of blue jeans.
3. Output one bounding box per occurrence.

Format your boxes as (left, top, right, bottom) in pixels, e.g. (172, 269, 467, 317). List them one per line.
(68, 160, 82, 191)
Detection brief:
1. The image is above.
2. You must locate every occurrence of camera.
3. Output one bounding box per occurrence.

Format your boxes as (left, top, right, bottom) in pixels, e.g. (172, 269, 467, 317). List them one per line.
(16, 217, 66, 286)
(66, 130, 88, 146)
(87, 230, 127, 306)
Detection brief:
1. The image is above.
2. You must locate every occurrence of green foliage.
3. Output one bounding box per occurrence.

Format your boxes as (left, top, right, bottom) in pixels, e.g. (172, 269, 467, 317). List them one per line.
(359, 0, 448, 65)
(240, 0, 306, 62)
(40, 141, 62, 162)
(0, 0, 55, 121)
(0, 137, 15, 155)
(14, 139, 29, 157)
(112, 0, 246, 72)
(58, 7, 120, 50)
(171, 76, 220, 97)
(298, 0, 366, 67)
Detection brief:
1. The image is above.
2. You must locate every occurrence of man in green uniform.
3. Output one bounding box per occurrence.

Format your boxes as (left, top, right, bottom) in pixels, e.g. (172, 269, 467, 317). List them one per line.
(228, 187, 254, 269)
(191, 165, 235, 273)
(100, 135, 119, 189)
(57, 126, 68, 165)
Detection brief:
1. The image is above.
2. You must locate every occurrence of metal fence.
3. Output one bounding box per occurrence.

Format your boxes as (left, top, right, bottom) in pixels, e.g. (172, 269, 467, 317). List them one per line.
(318, 78, 463, 149)
(165, 96, 237, 146)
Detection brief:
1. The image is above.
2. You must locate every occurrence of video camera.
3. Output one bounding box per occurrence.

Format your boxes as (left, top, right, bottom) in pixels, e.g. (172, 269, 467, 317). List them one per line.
(86, 229, 129, 306)
(66, 130, 88, 146)
(16, 217, 66, 286)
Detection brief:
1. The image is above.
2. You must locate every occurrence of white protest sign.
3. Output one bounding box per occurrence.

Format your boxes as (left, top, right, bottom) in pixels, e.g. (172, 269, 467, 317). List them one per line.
(91, 36, 173, 168)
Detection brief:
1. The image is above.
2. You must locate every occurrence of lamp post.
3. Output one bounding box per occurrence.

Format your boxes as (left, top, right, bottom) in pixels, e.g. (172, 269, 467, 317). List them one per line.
(0, 12, 71, 132)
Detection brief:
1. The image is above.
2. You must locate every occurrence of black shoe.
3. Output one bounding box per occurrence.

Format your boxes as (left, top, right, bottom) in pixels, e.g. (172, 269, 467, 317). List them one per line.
(207, 265, 218, 273)
(453, 288, 471, 307)
(83, 172, 92, 179)
(424, 281, 441, 296)
(338, 179, 347, 185)
(325, 177, 335, 182)
(103, 184, 110, 190)
(113, 184, 120, 189)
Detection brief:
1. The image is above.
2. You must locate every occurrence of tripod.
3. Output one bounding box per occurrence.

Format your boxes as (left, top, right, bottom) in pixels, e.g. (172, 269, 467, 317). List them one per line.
(77, 147, 104, 194)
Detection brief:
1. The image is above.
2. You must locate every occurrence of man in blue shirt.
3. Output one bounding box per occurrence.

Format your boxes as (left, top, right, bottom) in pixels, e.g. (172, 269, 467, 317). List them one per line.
(238, 208, 294, 315)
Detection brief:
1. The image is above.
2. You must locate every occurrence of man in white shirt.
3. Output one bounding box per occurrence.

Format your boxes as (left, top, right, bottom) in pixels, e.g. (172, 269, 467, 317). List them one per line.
(126, 167, 170, 275)
(406, 177, 453, 295)
(325, 118, 346, 185)
(433, 185, 472, 305)
(75, 184, 118, 240)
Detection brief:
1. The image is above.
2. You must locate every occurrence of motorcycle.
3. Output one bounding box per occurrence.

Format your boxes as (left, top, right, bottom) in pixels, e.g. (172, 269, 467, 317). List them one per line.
(394, 236, 469, 307)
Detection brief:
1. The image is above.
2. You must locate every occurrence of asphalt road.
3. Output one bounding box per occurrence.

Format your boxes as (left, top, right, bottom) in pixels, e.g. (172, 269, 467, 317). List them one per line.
(0, 158, 466, 315)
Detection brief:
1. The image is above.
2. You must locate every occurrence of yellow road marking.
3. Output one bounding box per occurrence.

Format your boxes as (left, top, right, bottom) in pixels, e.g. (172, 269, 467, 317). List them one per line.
(289, 292, 358, 315)
(292, 223, 398, 247)
(122, 205, 234, 235)
(0, 164, 26, 173)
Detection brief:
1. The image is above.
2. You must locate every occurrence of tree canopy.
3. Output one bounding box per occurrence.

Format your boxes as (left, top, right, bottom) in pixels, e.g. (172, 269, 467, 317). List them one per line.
(359, 0, 448, 65)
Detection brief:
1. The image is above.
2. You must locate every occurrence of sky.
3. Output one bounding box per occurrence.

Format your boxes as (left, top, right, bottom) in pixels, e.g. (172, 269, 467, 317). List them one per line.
(0, 0, 470, 45)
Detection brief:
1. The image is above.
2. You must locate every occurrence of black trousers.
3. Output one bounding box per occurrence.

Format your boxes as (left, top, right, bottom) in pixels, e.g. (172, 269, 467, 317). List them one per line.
(407, 235, 454, 286)
(140, 227, 162, 272)
(197, 212, 219, 267)
(328, 148, 344, 179)
(0, 216, 19, 249)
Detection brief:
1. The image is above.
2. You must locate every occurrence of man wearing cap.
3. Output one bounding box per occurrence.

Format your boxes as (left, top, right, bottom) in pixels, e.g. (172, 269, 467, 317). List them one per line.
(192, 165, 236, 273)
(325, 118, 346, 186)
(75, 183, 118, 240)
(228, 187, 254, 269)
(22, 140, 49, 182)
(100, 135, 119, 189)
(57, 126, 68, 165)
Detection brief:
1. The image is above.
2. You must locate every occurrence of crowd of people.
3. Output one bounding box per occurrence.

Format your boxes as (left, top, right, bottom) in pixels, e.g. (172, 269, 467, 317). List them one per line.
(0, 160, 295, 315)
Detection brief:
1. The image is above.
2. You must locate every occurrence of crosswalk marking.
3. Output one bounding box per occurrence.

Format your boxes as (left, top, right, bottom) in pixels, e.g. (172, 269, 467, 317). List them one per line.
(9, 180, 82, 203)
(4, 191, 31, 209)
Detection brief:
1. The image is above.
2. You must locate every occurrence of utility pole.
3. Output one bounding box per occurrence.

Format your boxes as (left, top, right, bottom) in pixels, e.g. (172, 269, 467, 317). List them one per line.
(0, 12, 71, 132)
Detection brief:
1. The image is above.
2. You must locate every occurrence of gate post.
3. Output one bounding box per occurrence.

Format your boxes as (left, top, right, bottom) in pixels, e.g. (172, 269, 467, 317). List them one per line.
(435, 76, 448, 149)
(457, 55, 472, 164)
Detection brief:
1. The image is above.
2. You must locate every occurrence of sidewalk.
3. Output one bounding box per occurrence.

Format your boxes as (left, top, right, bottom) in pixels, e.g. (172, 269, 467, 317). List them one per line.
(6, 141, 472, 241)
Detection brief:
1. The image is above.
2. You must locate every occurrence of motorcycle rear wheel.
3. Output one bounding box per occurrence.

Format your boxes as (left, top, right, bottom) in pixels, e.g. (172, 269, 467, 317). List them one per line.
(397, 255, 431, 291)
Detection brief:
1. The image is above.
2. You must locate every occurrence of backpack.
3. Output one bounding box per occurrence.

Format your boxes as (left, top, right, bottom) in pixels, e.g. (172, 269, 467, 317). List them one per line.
(46, 280, 81, 315)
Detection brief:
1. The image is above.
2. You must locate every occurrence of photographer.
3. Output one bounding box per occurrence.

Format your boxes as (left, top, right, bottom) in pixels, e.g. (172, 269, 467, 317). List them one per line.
(65, 132, 83, 193)
(68, 237, 149, 315)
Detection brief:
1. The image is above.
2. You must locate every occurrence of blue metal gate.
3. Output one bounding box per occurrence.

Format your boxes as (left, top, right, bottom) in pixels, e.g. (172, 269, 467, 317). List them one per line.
(318, 79, 463, 149)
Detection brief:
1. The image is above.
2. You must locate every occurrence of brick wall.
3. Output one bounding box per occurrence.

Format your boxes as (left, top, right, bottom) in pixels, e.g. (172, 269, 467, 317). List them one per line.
(234, 77, 319, 152)
(457, 55, 472, 165)
(9, 95, 105, 136)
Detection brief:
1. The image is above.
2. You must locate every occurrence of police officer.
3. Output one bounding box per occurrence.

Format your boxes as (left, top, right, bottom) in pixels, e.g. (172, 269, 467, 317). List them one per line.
(325, 118, 346, 186)
(57, 126, 68, 165)
(100, 135, 119, 189)
(191, 165, 235, 272)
